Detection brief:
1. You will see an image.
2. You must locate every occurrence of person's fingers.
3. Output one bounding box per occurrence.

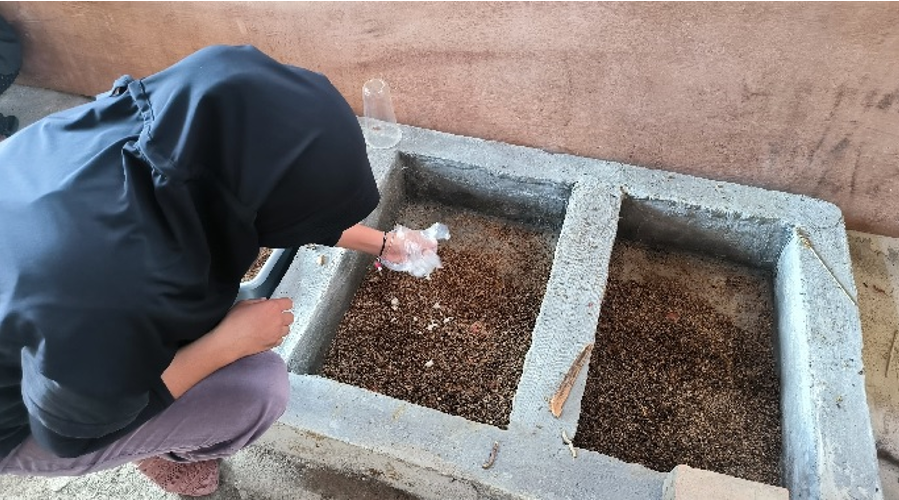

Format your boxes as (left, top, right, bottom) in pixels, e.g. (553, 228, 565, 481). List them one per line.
(282, 310, 294, 326)
(232, 297, 267, 309)
(271, 326, 290, 348)
(268, 297, 293, 311)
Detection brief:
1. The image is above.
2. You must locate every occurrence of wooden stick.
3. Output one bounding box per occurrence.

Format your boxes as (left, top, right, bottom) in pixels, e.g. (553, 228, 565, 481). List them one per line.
(887, 329, 899, 378)
(550, 343, 595, 418)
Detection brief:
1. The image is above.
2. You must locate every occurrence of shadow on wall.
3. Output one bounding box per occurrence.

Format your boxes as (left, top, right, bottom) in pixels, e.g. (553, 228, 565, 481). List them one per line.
(1, 2, 899, 236)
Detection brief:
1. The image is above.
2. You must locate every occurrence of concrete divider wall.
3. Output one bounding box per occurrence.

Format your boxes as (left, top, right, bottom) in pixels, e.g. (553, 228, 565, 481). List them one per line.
(265, 122, 881, 499)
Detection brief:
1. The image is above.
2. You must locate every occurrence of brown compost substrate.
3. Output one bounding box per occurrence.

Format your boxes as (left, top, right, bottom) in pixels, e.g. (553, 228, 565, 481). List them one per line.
(574, 240, 782, 486)
(242, 247, 273, 282)
(320, 204, 557, 428)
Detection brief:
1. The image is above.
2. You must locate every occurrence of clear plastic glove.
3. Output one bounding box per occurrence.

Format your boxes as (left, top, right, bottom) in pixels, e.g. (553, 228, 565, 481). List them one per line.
(380, 223, 450, 278)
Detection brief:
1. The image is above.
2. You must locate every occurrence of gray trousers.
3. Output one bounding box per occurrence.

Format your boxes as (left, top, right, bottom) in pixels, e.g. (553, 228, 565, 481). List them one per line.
(0, 351, 289, 476)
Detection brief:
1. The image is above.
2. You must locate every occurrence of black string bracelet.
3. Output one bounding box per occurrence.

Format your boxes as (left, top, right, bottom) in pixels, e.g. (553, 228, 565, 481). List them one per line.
(374, 230, 389, 270)
(378, 231, 389, 257)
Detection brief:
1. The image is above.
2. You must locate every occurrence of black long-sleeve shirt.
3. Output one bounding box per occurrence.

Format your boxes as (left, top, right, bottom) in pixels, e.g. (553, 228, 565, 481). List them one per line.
(0, 45, 379, 458)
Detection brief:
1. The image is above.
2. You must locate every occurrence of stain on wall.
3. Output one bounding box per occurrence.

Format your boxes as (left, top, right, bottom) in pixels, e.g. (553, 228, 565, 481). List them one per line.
(2, 2, 898, 236)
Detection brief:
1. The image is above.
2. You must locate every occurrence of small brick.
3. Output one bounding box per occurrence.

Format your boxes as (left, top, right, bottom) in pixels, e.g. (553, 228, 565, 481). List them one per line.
(663, 465, 789, 500)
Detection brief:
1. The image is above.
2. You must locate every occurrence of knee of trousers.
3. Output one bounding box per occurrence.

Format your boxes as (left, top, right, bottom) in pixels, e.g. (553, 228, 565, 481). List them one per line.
(228, 351, 290, 424)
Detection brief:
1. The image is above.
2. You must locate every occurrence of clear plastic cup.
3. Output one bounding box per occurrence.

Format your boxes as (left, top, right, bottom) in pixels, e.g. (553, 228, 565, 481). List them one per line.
(362, 79, 402, 149)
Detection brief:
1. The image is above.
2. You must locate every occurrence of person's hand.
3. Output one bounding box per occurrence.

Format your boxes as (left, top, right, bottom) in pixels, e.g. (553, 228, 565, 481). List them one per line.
(162, 297, 294, 398)
(209, 297, 294, 360)
(380, 223, 450, 278)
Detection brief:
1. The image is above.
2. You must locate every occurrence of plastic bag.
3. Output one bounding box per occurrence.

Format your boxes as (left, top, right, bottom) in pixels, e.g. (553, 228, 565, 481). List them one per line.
(380, 222, 450, 278)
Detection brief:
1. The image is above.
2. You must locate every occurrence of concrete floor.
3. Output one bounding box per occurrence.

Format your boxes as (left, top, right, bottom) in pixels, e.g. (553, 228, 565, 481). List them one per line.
(850, 231, 899, 499)
(1, 85, 897, 498)
(0, 444, 416, 500)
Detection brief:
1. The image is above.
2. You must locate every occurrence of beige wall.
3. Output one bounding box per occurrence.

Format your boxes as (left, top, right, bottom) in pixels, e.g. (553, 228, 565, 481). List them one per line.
(2, 2, 898, 236)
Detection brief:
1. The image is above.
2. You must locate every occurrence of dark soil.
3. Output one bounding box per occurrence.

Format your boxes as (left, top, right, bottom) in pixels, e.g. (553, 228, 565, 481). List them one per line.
(574, 241, 782, 485)
(243, 247, 273, 282)
(320, 203, 557, 428)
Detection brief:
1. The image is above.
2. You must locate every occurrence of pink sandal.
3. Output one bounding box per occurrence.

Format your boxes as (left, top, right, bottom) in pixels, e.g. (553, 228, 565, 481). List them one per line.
(136, 456, 220, 497)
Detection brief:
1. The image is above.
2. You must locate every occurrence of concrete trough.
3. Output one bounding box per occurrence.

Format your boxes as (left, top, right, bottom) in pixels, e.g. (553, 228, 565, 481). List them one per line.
(263, 123, 881, 499)
(237, 248, 298, 301)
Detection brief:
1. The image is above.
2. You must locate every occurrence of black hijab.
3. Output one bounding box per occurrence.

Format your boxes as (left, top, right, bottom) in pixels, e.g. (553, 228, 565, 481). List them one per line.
(0, 45, 379, 456)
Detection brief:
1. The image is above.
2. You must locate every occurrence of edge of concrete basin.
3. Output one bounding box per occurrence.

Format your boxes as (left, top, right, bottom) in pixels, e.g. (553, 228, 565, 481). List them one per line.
(270, 122, 881, 499)
(260, 375, 664, 500)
